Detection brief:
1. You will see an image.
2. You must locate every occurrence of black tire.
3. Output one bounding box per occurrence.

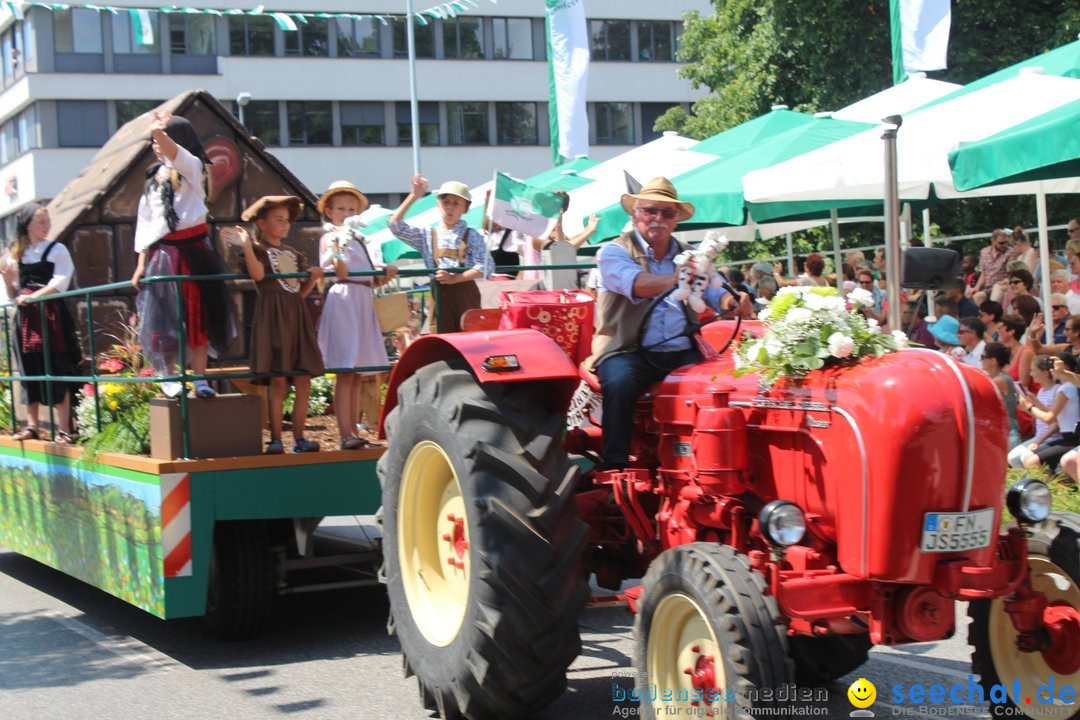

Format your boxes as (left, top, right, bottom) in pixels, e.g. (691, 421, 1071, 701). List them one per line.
(789, 633, 872, 688)
(203, 520, 276, 641)
(634, 543, 793, 720)
(969, 511, 1080, 720)
(378, 360, 588, 719)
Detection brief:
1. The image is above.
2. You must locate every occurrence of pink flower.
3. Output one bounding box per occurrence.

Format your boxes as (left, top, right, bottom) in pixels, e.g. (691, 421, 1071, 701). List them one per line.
(82, 383, 95, 397)
(139, 368, 155, 377)
(98, 357, 124, 372)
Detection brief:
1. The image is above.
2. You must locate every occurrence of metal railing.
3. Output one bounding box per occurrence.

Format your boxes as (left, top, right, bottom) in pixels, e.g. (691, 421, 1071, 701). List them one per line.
(0, 259, 598, 458)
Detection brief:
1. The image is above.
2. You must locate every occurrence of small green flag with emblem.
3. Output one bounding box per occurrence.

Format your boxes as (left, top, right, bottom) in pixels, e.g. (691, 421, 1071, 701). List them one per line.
(486, 172, 564, 238)
(130, 9, 154, 46)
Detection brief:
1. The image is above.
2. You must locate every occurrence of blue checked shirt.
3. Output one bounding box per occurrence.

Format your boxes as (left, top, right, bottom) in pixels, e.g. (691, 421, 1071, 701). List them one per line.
(388, 219, 493, 278)
(597, 232, 728, 352)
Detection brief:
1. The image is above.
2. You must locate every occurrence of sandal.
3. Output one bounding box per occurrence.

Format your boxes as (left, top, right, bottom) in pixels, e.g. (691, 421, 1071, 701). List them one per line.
(11, 425, 39, 441)
(341, 435, 370, 450)
(55, 431, 78, 445)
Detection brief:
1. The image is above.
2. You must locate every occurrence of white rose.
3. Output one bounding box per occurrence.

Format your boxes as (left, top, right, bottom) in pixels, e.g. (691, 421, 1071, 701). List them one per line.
(828, 332, 855, 359)
(787, 307, 812, 323)
(765, 337, 784, 356)
(803, 292, 827, 311)
(847, 287, 874, 308)
(758, 306, 773, 321)
(891, 330, 909, 348)
(866, 317, 881, 334)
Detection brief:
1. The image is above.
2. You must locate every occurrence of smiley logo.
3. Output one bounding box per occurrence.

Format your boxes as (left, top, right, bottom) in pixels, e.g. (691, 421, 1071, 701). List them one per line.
(848, 678, 876, 708)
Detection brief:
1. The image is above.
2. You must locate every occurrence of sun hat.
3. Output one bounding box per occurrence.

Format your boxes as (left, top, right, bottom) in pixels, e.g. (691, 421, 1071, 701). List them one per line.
(928, 314, 960, 346)
(434, 180, 471, 204)
(318, 180, 369, 216)
(619, 176, 694, 222)
(241, 195, 304, 222)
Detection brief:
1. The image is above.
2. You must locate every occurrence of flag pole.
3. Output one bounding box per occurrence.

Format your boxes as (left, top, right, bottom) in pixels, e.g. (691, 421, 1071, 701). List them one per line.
(406, 0, 421, 175)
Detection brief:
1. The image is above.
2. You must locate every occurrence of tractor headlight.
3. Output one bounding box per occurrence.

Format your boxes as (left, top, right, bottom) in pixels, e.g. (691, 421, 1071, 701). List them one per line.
(1007, 478, 1052, 524)
(759, 500, 807, 546)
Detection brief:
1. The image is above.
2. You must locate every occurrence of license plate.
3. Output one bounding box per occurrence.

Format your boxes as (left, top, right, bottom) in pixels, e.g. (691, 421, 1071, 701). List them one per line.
(920, 508, 995, 553)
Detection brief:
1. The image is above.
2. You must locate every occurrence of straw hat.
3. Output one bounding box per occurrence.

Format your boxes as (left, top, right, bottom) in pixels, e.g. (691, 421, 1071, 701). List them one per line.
(318, 180, 369, 216)
(241, 195, 304, 222)
(620, 176, 695, 222)
(434, 180, 471, 204)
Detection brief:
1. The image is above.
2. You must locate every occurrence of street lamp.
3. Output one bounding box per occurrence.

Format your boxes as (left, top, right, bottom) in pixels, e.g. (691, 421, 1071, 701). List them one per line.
(236, 92, 252, 128)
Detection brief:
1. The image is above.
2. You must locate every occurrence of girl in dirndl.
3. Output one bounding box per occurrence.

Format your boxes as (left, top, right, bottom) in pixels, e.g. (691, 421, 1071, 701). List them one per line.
(131, 110, 233, 399)
(2, 203, 81, 442)
(316, 181, 397, 450)
(388, 175, 492, 332)
(225, 196, 325, 455)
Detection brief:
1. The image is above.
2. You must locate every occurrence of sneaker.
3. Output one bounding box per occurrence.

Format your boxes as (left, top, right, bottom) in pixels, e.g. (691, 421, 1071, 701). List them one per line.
(292, 438, 320, 453)
(162, 381, 183, 398)
(265, 439, 284, 455)
(195, 382, 216, 398)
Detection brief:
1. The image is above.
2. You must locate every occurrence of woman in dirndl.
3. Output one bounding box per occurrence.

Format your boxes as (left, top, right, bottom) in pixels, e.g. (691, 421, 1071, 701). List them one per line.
(2, 203, 81, 442)
(131, 110, 233, 398)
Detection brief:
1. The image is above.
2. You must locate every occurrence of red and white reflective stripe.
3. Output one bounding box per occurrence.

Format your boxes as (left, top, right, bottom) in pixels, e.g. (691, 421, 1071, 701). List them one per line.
(161, 473, 192, 578)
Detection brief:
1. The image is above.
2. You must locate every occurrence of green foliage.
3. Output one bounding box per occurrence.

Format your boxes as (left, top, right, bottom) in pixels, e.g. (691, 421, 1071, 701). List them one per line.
(80, 401, 151, 461)
(282, 373, 334, 418)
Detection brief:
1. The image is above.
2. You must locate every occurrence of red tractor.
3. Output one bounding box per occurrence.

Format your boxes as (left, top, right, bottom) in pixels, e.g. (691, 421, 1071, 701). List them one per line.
(377, 286, 1080, 720)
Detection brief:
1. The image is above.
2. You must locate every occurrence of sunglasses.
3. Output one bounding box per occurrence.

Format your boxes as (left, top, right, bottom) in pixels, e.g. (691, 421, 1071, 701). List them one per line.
(1009, 279, 1024, 284)
(858, 280, 874, 285)
(636, 206, 678, 220)
(1053, 304, 1067, 310)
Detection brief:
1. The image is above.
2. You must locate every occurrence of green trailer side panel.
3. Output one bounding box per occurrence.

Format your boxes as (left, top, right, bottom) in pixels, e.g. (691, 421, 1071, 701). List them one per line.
(0, 445, 166, 617)
(164, 458, 382, 619)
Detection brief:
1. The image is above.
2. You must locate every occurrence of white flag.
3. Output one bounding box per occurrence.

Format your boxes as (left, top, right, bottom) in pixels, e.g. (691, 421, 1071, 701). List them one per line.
(487, 172, 564, 238)
(898, 0, 951, 74)
(545, 0, 589, 164)
(130, 9, 154, 47)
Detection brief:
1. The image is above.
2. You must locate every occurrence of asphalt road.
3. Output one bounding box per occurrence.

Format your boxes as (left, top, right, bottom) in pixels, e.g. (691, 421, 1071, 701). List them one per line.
(0, 543, 1001, 720)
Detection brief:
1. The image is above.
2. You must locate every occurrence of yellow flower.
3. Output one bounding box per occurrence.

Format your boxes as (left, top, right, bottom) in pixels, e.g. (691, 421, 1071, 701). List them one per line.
(108, 400, 119, 410)
(105, 383, 124, 396)
(326, 373, 336, 379)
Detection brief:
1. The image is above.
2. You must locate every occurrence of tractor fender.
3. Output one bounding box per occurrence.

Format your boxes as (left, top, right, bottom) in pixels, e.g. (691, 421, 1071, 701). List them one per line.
(379, 330, 580, 436)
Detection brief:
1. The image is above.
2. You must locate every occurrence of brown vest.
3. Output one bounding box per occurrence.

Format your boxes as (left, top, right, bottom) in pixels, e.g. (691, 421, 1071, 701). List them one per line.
(583, 232, 691, 371)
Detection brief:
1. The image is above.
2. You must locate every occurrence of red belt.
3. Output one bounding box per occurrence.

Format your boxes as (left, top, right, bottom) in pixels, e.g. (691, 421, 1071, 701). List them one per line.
(161, 223, 209, 242)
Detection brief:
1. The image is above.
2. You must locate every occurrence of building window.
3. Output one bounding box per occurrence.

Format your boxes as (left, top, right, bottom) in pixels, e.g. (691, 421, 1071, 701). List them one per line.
(448, 102, 488, 145)
(2, 31, 13, 81)
(396, 101, 439, 146)
(0, 121, 14, 164)
(392, 18, 433, 58)
(284, 17, 328, 57)
(496, 102, 537, 145)
(640, 103, 674, 142)
(244, 100, 280, 146)
(170, 14, 215, 55)
(287, 101, 331, 145)
(341, 102, 385, 146)
(595, 102, 633, 144)
(443, 17, 482, 59)
(116, 100, 160, 127)
(492, 18, 532, 59)
(336, 16, 380, 57)
(54, 8, 103, 54)
(590, 20, 629, 61)
(21, 16, 34, 66)
(112, 10, 160, 55)
(637, 21, 674, 61)
(58, 100, 108, 147)
(229, 15, 274, 56)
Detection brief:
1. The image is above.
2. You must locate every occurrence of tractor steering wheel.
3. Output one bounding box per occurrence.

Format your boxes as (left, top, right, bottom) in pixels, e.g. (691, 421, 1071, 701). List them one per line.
(635, 286, 743, 370)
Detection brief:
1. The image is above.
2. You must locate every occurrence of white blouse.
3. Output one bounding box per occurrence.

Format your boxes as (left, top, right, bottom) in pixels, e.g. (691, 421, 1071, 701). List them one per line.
(4, 239, 74, 293)
(133, 144, 208, 254)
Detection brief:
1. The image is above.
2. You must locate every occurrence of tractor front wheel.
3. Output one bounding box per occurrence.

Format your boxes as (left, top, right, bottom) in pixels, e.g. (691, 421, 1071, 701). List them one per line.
(969, 511, 1080, 720)
(378, 360, 588, 719)
(634, 543, 793, 720)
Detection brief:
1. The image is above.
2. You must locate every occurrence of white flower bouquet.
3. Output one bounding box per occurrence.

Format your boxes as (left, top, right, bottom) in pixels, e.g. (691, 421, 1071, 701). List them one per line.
(734, 286, 908, 387)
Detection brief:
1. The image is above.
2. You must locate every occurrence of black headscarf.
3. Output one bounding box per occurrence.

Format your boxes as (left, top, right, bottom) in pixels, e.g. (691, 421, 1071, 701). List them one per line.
(16, 202, 43, 238)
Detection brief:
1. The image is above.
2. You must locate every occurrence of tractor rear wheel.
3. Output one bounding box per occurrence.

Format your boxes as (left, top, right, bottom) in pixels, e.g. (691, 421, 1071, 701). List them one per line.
(634, 543, 793, 720)
(969, 511, 1080, 720)
(789, 633, 872, 687)
(378, 360, 588, 719)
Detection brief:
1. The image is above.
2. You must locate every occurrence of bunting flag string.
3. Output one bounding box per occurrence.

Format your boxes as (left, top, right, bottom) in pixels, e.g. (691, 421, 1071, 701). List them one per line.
(3, 1, 501, 45)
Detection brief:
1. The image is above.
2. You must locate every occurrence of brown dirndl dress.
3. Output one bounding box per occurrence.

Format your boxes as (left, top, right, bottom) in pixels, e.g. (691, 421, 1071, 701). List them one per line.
(248, 242, 325, 384)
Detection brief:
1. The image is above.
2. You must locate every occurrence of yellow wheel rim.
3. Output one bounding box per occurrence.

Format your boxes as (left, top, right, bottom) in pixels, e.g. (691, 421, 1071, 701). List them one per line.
(647, 593, 726, 715)
(398, 440, 471, 647)
(988, 556, 1080, 719)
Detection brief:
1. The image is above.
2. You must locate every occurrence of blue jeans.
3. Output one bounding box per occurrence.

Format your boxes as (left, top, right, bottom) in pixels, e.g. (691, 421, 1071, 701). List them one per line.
(595, 348, 701, 468)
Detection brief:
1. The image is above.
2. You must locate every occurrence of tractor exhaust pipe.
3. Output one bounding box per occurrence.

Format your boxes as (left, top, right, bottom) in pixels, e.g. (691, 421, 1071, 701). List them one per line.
(882, 115, 903, 333)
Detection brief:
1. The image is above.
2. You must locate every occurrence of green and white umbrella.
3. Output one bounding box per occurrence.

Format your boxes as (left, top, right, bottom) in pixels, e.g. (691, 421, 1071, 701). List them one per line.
(948, 98, 1080, 191)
